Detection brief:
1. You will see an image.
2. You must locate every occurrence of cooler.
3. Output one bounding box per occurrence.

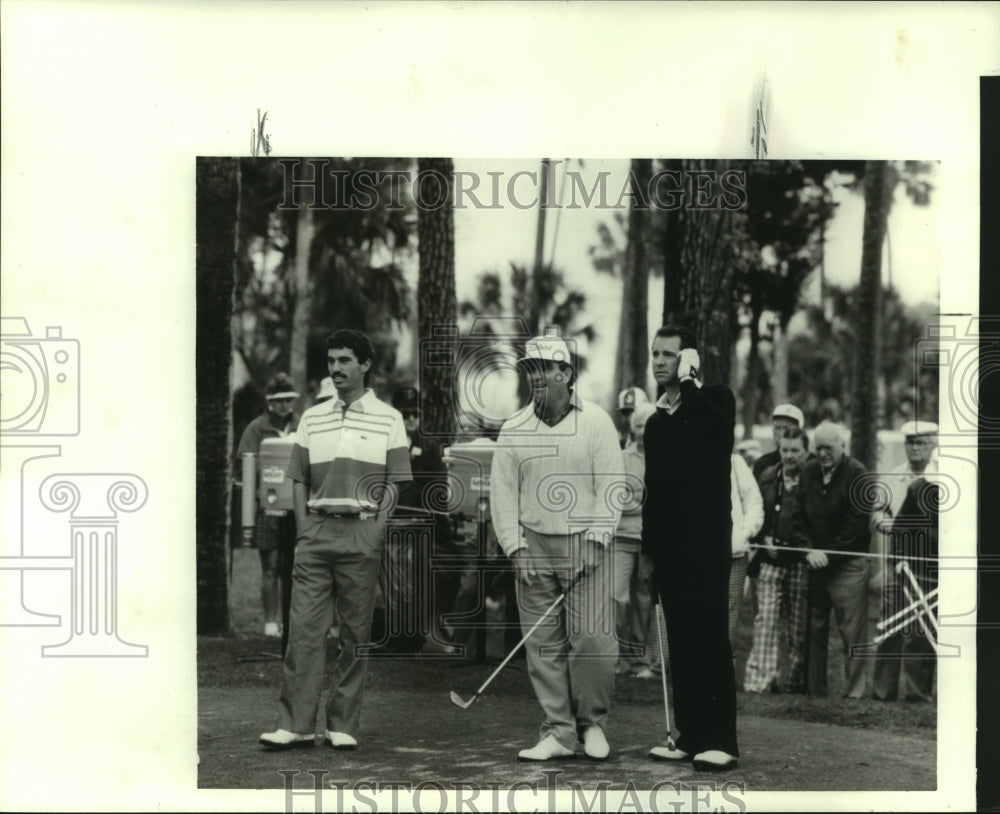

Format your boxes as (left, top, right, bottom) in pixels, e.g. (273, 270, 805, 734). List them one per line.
(442, 438, 496, 519)
(257, 437, 296, 513)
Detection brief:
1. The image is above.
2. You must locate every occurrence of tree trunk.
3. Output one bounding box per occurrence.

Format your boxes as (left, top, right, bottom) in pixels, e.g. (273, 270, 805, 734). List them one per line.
(528, 158, 549, 336)
(772, 319, 789, 406)
(740, 303, 763, 440)
(850, 160, 895, 469)
(195, 158, 239, 635)
(615, 158, 652, 398)
(289, 202, 315, 392)
(417, 157, 458, 442)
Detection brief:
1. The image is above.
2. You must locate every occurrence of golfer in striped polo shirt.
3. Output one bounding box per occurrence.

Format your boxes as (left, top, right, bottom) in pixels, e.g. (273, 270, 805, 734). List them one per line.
(260, 329, 412, 751)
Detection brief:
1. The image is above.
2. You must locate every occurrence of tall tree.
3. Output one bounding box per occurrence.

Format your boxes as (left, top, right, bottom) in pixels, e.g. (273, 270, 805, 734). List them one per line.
(614, 158, 652, 396)
(288, 200, 315, 391)
(850, 160, 898, 469)
(416, 157, 458, 440)
(196, 158, 239, 635)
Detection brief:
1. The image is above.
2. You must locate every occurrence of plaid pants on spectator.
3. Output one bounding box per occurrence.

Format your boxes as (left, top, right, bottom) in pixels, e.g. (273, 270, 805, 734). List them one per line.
(744, 560, 808, 693)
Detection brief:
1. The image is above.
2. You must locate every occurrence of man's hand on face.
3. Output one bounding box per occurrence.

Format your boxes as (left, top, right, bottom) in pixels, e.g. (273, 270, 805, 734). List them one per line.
(511, 548, 537, 586)
(677, 348, 701, 381)
(806, 550, 829, 570)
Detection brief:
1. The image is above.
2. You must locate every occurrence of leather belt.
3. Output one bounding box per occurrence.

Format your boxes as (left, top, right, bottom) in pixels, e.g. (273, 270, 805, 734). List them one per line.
(308, 509, 376, 520)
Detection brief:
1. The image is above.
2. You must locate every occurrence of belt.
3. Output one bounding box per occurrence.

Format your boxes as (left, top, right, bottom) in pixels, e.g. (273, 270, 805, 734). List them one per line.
(308, 509, 376, 520)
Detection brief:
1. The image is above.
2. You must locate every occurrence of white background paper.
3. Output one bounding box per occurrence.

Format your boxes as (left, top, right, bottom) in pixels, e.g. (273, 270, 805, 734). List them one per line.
(1, 1, 997, 811)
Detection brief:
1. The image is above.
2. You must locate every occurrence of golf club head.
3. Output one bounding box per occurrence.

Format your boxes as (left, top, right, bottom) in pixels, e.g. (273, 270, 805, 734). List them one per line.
(449, 690, 475, 709)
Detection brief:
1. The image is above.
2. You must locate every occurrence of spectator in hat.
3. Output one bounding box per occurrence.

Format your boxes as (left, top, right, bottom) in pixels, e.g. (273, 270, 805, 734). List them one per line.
(790, 421, 873, 699)
(235, 372, 301, 644)
(491, 334, 625, 762)
(617, 386, 651, 449)
(744, 426, 811, 694)
(873, 421, 940, 702)
(753, 404, 806, 479)
(614, 401, 658, 679)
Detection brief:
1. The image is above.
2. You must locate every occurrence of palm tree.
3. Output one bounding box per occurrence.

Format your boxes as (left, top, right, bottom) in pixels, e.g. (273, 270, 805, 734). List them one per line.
(416, 157, 458, 439)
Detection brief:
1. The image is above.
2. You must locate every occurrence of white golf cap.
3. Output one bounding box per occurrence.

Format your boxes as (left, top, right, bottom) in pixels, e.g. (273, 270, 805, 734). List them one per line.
(772, 403, 804, 427)
(518, 335, 573, 367)
(899, 420, 938, 437)
(618, 387, 650, 410)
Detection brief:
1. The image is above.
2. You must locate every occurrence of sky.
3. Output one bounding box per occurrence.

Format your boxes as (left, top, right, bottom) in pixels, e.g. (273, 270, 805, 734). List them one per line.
(421, 158, 942, 409)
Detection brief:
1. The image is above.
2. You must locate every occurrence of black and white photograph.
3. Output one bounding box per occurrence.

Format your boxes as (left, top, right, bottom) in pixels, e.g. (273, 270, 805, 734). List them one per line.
(2, 3, 996, 812)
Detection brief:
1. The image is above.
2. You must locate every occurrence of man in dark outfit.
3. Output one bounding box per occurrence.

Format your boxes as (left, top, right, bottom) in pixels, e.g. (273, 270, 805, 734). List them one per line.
(642, 325, 739, 771)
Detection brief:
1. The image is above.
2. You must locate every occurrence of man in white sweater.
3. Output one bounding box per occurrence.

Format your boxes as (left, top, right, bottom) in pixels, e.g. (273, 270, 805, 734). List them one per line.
(490, 335, 625, 762)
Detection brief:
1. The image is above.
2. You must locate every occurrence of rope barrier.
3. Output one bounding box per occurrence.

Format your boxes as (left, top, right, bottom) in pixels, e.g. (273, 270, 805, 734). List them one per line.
(747, 542, 939, 565)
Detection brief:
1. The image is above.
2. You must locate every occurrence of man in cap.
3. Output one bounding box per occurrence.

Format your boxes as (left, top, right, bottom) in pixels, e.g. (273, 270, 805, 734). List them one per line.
(873, 421, 939, 702)
(753, 404, 807, 479)
(617, 386, 651, 449)
(790, 421, 873, 698)
(236, 372, 301, 644)
(642, 324, 739, 771)
(490, 334, 624, 761)
(259, 329, 412, 751)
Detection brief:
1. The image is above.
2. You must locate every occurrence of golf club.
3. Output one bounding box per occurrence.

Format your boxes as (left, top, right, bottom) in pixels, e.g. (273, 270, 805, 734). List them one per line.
(652, 600, 677, 751)
(450, 568, 586, 709)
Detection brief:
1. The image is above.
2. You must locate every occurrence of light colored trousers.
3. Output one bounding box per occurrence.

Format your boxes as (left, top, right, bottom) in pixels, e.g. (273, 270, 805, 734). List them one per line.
(518, 528, 618, 749)
(278, 515, 382, 736)
(612, 537, 654, 670)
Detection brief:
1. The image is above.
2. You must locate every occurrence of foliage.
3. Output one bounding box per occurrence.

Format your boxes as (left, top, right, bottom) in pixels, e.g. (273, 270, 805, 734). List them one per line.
(232, 158, 416, 396)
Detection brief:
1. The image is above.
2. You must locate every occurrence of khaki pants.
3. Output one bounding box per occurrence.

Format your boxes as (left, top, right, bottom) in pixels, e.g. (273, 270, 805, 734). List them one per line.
(278, 515, 383, 736)
(518, 528, 618, 748)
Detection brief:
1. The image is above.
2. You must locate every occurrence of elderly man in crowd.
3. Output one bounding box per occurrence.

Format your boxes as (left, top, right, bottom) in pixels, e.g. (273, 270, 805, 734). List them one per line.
(873, 421, 940, 702)
(791, 421, 873, 699)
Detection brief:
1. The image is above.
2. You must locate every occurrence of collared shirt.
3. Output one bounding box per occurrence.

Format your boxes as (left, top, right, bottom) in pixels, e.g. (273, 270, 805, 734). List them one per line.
(287, 388, 411, 514)
(490, 391, 625, 556)
(885, 454, 939, 517)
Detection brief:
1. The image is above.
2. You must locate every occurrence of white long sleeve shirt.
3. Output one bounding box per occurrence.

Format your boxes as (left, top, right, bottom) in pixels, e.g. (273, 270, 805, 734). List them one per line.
(490, 392, 626, 557)
(730, 453, 764, 557)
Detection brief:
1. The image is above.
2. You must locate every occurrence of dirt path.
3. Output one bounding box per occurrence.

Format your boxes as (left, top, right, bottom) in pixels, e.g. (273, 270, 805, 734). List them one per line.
(199, 684, 934, 793)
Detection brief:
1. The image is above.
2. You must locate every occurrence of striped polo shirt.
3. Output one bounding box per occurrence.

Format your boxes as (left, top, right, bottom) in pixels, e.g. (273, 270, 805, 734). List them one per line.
(287, 388, 411, 514)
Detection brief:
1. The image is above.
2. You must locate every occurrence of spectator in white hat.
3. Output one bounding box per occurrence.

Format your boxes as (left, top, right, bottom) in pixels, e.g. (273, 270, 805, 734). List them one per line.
(873, 420, 939, 703)
(491, 334, 625, 762)
(753, 404, 806, 479)
(617, 386, 651, 449)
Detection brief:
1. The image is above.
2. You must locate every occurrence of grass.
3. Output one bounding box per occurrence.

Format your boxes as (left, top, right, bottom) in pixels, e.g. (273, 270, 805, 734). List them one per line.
(208, 546, 935, 741)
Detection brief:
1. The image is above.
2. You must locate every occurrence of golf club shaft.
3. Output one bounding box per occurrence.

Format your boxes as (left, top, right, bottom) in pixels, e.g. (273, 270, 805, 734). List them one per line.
(469, 568, 587, 698)
(655, 601, 672, 736)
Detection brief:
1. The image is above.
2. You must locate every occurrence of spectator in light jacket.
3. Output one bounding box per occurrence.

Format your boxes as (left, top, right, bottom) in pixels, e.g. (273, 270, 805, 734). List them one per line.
(728, 453, 764, 643)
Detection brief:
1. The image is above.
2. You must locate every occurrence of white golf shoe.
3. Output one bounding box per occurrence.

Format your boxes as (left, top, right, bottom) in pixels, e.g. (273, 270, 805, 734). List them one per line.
(692, 749, 738, 771)
(324, 730, 358, 750)
(517, 734, 575, 762)
(259, 729, 315, 751)
(648, 744, 690, 761)
(582, 727, 610, 761)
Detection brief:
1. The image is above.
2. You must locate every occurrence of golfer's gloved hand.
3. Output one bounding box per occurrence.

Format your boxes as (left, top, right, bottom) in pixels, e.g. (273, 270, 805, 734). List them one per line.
(510, 548, 537, 586)
(677, 348, 701, 382)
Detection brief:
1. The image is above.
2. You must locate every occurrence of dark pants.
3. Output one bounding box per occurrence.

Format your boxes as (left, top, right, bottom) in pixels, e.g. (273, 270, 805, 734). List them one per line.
(655, 532, 739, 757)
(872, 580, 937, 702)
